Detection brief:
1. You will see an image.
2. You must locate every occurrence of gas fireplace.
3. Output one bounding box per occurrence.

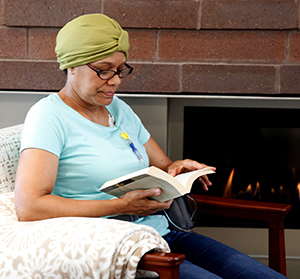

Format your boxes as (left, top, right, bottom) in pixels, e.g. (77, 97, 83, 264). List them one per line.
(168, 96, 300, 229)
(184, 106, 300, 228)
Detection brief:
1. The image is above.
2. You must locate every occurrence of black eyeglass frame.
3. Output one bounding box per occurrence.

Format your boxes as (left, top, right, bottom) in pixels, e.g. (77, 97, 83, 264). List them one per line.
(86, 63, 133, 80)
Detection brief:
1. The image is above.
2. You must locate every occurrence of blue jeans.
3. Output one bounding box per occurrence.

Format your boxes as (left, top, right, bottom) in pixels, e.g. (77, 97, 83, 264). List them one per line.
(163, 231, 288, 279)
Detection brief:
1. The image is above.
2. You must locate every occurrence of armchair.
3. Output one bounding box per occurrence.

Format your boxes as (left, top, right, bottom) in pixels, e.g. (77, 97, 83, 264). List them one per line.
(0, 124, 291, 278)
(0, 124, 184, 279)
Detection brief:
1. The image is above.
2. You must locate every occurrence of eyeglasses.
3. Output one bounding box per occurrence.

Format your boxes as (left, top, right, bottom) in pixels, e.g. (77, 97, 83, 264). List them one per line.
(86, 63, 133, 80)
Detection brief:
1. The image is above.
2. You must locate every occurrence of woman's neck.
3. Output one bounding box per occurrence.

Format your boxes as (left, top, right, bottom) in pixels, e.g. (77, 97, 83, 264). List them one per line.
(58, 87, 112, 127)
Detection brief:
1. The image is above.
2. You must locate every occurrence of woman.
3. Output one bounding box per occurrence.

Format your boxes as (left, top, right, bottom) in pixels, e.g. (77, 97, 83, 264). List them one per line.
(14, 14, 287, 279)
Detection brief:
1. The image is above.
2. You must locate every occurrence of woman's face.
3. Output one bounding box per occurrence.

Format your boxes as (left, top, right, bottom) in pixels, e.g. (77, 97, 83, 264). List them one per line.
(68, 51, 127, 108)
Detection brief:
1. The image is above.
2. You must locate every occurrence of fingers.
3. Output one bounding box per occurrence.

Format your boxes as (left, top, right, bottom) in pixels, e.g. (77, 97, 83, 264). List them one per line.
(120, 188, 172, 216)
(124, 188, 163, 201)
(138, 188, 173, 210)
(167, 159, 195, 177)
(199, 176, 212, 191)
(145, 188, 162, 197)
(167, 159, 215, 191)
(168, 159, 215, 177)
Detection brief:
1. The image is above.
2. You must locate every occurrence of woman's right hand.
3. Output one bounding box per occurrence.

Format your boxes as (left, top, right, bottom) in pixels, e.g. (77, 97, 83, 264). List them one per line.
(118, 188, 173, 216)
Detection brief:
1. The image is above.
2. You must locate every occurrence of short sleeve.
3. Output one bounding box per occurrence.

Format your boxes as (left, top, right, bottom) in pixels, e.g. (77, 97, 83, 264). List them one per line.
(21, 98, 65, 157)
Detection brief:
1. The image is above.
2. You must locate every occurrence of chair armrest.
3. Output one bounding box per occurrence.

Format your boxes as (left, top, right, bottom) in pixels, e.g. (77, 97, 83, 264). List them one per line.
(190, 194, 291, 229)
(140, 252, 185, 267)
(138, 252, 185, 279)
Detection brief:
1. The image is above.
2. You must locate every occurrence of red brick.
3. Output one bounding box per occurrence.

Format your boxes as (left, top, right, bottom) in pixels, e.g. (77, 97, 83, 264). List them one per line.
(104, 0, 200, 29)
(29, 28, 59, 59)
(280, 66, 300, 94)
(118, 63, 180, 93)
(4, 0, 100, 27)
(127, 29, 156, 61)
(201, 0, 297, 29)
(158, 30, 286, 62)
(182, 64, 276, 94)
(299, 0, 300, 29)
(0, 0, 3, 25)
(0, 61, 65, 90)
(289, 32, 300, 62)
(0, 27, 27, 58)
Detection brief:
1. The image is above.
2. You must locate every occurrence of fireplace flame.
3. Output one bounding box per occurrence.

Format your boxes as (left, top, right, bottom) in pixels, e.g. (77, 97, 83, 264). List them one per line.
(297, 183, 300, 202)
(279, 185, 284, 194)
(246, 184, 251, 194)
(271, 188, 275, 195)
(223, 168, 234, 198)
(279, 185, 291, 203)
(244, 182, 262, 200)
(222, 168, 262, 200)
(253, 181, 262, 200)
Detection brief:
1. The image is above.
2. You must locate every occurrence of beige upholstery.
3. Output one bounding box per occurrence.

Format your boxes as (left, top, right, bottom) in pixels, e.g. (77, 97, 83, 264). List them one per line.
(0, 124, 23, 194)
(0, 125, 169, 278)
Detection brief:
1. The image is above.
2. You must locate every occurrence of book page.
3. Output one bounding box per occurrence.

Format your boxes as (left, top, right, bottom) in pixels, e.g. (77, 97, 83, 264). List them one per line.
(174, 170, 200, 187)
(174, 167, 214, 188)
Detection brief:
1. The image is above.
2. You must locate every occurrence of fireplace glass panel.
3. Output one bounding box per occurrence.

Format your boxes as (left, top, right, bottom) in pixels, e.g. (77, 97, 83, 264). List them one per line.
(184, 106, 300, 228)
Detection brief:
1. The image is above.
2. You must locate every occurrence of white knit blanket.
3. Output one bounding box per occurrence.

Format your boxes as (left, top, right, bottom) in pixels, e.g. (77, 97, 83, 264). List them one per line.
(0, 192, 170, 279)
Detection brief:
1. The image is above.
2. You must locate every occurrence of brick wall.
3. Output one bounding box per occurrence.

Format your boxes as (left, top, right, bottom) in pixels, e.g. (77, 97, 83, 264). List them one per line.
(0, 0, 300, 95)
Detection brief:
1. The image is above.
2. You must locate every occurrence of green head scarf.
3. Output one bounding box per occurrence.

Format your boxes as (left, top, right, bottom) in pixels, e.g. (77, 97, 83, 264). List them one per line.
(55, 14, 130, 70)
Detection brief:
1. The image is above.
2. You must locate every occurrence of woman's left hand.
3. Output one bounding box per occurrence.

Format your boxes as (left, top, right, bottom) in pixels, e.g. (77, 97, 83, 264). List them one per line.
(167, 159, 216, 191)
(144, 138, 215, 191)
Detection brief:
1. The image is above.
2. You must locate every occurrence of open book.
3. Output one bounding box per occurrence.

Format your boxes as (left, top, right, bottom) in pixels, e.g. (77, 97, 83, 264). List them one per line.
(99, 166, 215, 202)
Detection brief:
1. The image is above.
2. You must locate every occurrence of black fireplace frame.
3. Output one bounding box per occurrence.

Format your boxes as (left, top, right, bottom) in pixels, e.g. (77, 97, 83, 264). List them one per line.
(168, 95, 300, 229)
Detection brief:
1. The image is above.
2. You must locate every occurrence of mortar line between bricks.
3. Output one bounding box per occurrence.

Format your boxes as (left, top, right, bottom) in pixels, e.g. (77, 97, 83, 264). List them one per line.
(127, 61, 279, 67)
(0, 59, 284, 69)
(0, 59, 58, 63)
(26, 28, 29, 58)
(275, 65, 281, 94)
(197, 0, 203, 30)
(100, 0, 104, 14)
(286, 31, 291, 62)
(179, 64, 183, 92)
(155, 30, 159, 61)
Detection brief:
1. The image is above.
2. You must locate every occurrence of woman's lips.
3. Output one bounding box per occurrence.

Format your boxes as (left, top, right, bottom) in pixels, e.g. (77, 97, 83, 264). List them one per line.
(102, 92, 115, 97)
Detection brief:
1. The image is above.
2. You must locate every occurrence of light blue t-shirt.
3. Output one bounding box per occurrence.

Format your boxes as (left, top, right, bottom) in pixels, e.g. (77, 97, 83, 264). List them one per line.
(21, 93, 170, 236)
